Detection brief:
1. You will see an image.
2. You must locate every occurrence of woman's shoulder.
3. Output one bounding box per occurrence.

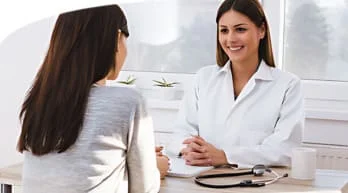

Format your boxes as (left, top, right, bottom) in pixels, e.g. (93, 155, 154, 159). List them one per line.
(271, 67, 301, 84)
(196, 64, 220, 77)
(90, 86, 145, 105)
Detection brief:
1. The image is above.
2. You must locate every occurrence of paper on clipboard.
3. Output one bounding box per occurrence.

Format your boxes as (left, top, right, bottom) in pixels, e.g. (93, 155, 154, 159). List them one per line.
(167, 156, 213, 178)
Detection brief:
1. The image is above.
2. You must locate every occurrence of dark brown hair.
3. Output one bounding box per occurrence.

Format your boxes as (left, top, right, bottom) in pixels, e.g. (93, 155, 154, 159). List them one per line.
(215, 0, 275, 67)
(17, 4, 129, 155)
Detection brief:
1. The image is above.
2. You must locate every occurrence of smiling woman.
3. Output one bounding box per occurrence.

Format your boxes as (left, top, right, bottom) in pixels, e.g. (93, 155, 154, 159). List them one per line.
(168, 0, 305, 169)
(218, 10, 266, 69)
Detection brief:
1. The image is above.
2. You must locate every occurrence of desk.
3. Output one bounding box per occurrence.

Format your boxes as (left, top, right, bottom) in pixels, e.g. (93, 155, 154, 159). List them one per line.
(161, 167, 343, 193)
(0, 164, 343, 193)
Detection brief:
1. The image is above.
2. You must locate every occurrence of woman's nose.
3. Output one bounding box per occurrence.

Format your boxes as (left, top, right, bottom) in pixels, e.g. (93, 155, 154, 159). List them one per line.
(226, 32, 237, 42)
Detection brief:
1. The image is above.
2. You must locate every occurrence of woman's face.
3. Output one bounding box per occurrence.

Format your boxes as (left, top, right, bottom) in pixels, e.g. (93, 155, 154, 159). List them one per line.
(108, 32, 127, 80)
(218, 9, 265, 64)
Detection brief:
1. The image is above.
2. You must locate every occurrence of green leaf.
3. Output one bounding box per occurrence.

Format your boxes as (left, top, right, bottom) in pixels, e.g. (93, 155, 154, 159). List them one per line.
(153, 78, 180, 87)
(118, 76, 136, 85)
(127, 78, 136, 84)
(153, 80, 164, 84)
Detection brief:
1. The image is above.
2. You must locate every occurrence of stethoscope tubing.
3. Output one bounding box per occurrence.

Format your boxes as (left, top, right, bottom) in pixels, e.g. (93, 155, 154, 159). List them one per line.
(194, 178, 266, 188)
(194, 167, 288, 188)
(195, 170, 253, 179)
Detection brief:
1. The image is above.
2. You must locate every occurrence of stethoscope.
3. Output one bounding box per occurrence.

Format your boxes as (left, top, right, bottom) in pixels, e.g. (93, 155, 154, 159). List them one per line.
(194, 165, 288, 188)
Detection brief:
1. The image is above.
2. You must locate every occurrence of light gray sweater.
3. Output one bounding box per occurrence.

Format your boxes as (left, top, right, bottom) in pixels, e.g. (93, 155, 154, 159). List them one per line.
(22, 86, 160, 193)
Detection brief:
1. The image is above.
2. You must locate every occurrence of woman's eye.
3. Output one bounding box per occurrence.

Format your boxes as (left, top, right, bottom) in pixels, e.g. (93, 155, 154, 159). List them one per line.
(236, 27, 247, 32)
(220, 28, 228, 33)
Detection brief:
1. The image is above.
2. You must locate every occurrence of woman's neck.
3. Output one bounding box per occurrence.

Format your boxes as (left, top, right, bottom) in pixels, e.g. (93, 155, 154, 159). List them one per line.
(231, 56, 260, 80)
(95, 78, 106, 86)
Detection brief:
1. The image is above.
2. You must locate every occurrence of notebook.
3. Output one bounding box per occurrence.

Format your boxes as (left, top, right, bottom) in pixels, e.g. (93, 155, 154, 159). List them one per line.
(167, 156, 214, 178)
(314, 169, 348, 189)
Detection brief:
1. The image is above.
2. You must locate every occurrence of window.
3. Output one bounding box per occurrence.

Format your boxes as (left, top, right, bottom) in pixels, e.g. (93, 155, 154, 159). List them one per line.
(263, 0, 348, 146)
(120, 0, 219, 73)
(275, 0, 348, 116)
(282, 0, 348, 82)
(118, 0, 348, 120)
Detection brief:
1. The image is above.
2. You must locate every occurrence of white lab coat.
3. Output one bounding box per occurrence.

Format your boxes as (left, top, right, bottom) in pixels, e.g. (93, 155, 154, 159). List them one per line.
(169, 61, 304, 167)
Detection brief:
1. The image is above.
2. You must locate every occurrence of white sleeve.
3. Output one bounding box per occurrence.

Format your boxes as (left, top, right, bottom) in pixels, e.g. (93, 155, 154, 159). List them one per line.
(225, 78, 304, 167)
(166, 75, 200, 157)
(127, 97, 160, 193)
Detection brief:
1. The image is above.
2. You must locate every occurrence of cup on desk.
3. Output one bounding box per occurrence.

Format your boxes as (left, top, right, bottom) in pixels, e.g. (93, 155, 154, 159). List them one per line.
(291, 147, 317, 180)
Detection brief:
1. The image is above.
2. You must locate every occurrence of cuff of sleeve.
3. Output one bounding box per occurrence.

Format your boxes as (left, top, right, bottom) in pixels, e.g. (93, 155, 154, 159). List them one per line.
(224, 147, 254, 169)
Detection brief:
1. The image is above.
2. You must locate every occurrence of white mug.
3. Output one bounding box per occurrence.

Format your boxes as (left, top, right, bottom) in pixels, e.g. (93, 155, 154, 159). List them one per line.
(291, 147, 317, 180)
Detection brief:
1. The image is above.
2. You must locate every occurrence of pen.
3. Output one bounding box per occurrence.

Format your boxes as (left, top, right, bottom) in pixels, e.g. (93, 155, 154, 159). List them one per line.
(178, 131, 200, 158)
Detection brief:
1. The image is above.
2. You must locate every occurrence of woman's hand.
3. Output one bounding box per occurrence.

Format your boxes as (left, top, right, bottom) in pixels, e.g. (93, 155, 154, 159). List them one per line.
(155, 146, 169, 179)
(155, 146, 164, 156)
(181, 136, 228, 167)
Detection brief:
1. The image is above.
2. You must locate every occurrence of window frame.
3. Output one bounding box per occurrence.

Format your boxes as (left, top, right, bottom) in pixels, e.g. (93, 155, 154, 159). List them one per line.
(264, 0, 348, 121)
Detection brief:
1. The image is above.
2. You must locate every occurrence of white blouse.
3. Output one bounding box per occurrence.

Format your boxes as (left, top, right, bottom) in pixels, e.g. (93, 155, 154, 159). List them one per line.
(169, 61, 305, 167)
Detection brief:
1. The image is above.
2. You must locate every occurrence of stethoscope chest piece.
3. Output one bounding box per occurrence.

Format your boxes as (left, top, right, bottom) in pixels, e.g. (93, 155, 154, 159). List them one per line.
(252, 164, 269, 176)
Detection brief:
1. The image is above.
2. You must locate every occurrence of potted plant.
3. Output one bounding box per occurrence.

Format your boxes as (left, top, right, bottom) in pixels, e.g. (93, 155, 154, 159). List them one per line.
(152, 77, 179, 88)
(152, 78, 180, 100)
(116, 75, 136, 88)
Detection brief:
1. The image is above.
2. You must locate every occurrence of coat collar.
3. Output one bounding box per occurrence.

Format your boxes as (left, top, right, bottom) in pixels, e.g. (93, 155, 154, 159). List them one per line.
(218, 60, 274, 81)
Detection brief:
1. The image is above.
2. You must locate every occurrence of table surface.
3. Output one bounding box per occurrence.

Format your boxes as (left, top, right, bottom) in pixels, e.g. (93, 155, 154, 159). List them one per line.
(0, 164, 343, 193)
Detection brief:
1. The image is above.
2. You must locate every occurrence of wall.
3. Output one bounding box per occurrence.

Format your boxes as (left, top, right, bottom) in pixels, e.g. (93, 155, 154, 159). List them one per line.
(0, 17, 56, 167)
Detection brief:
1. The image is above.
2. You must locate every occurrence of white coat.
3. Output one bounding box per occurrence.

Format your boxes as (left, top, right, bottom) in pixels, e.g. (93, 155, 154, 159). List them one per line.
(169, 61, 304, 167)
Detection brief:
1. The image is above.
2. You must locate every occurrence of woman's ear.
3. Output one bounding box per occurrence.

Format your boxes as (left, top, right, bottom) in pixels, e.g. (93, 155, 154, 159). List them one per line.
(259, 23, 266, 39)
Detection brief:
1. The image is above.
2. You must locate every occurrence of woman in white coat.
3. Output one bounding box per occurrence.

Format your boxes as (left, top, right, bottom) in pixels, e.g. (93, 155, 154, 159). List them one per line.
(171, 0, 304, 168)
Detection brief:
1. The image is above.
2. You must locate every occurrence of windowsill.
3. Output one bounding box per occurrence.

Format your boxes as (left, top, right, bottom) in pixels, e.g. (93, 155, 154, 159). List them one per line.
(146, 98, 348, 121)
(146, 98, 181, 110)
(306, 108, 348, 121)
(111, 71, 348, 121)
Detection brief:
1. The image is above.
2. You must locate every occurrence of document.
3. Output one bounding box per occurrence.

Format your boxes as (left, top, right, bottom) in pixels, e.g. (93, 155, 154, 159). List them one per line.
(167, 156, 213, 178)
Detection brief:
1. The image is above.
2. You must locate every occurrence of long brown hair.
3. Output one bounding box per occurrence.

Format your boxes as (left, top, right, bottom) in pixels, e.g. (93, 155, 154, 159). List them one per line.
(215, 0, 275, 67)
(17, 4, 129, 155)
